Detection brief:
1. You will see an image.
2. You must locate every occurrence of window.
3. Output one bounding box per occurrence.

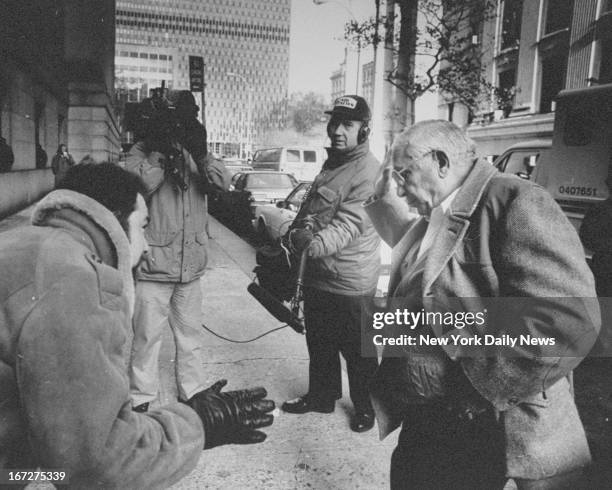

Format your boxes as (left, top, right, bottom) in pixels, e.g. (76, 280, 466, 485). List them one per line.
(246, 173, 296, 189)
(544, 0, 573, 34)
(286, 149, 300, 162)
(288, 183, 311, 207)
(253, 149, 281, 163)
(599, 35, 612, 84)
(500, 0, 523, 50)
(303, 151, 317, 163)
(129, 52, 138, 58)
(540, 54, 567, 113)
(498, 150, 541, 179)
(538, 0, 573, 113)
(139, 52, 148, 59)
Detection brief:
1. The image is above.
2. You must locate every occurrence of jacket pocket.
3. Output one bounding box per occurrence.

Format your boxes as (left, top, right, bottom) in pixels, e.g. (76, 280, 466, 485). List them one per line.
(309, 255, 339, 280)
(141, 230, 180, 275)
(308, 185, 339, 225)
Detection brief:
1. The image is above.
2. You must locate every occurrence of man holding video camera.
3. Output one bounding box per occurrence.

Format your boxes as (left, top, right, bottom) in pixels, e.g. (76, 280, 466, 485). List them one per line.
(126, 90, 230, 412)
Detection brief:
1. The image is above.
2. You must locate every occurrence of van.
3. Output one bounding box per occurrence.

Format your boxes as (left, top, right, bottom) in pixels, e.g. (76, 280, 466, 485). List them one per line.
(251, 146, 324, 181)
(494, 83, 612, 233)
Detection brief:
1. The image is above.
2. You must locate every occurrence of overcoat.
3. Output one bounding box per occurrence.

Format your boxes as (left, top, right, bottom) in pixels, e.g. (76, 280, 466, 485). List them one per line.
(0, 190, 203, 488)
(365, 160, 600, 479)
(297, 142, 381, 295)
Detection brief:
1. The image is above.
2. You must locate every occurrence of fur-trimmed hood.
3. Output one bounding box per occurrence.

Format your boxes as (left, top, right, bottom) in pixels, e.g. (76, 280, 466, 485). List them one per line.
(31, 189, 135, 316)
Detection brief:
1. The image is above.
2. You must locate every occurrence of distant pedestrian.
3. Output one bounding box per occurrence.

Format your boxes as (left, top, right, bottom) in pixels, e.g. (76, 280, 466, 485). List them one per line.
(51, 143, 76, 186)
(35, 143, 47, 169)
(0, 136, 14, 173)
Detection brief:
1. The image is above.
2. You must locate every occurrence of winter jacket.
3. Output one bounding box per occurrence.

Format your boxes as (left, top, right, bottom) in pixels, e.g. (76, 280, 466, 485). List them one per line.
(296, 142, 381, 295)
(0, 190, 204, 488)
(125, 141, 211, 283)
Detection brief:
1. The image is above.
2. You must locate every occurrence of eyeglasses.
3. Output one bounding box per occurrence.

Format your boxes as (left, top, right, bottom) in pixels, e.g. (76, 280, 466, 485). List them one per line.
(391, 150, 434, 186)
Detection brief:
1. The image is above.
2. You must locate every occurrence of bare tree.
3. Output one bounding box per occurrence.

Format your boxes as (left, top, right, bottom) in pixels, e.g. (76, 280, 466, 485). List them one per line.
(288, 92, 328, 134)
(345, 0, 498, 131)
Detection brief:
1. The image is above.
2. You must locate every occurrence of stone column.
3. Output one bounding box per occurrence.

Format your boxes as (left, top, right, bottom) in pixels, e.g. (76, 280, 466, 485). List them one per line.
(64, 0, 120, 163)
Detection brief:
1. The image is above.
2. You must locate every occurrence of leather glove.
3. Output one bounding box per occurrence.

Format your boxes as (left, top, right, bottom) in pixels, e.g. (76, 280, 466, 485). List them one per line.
(184, 379, 275, 449)
(287, 228, 314, 254)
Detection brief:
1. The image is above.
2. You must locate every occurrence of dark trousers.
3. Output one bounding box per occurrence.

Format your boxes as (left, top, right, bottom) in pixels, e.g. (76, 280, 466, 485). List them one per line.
(390, 405, 506, 490)
(304, 287, 378, 413)
(390, 405, 586, 490)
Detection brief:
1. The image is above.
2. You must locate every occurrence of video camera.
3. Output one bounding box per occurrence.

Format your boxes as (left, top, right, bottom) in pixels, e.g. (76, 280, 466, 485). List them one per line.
(125, 82, 207, 191)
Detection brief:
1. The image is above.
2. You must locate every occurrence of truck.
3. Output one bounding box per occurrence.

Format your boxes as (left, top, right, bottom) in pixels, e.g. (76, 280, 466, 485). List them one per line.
(494, 83, 612, 233)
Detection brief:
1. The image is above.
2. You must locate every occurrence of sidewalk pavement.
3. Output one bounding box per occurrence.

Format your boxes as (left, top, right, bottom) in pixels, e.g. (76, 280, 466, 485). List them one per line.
(164, 217, 397, 489)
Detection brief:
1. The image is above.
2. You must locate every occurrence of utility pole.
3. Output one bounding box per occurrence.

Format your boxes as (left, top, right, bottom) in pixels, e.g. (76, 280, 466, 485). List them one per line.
(382, 0, 396, 151)
(395, 0, 418, 133)
(372, 0, 381, 110)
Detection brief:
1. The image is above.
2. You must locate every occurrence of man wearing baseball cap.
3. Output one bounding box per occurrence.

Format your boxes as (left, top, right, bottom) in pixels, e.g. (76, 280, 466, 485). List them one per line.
(281, 95, 381, 433)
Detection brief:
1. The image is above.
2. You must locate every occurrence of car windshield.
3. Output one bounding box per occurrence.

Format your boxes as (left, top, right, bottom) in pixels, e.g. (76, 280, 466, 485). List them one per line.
(253, 149, 281, 163)
(246, 173, 295, 189)
(288, 183, 311, 205)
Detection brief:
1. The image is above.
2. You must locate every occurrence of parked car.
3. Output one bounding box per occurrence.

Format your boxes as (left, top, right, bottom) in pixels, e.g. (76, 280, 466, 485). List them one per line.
(217, 170, 298, 227)
(221, 157, 253, 177)
(251, 146, 324, 181)
(493, 139, 551, 181)
(252, 181, 312, 241)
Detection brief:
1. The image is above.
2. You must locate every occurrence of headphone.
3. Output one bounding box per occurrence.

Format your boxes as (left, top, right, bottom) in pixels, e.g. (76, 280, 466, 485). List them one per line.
(358, 120, 370, 144)
(327, 118, 371, 144)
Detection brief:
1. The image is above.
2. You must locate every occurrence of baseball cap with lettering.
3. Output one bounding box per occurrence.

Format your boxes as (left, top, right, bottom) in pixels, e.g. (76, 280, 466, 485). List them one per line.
(325, 95, 371, 121)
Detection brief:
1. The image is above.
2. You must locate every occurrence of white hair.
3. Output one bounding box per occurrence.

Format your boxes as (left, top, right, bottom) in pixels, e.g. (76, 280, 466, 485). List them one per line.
(394, 120, 477, 166)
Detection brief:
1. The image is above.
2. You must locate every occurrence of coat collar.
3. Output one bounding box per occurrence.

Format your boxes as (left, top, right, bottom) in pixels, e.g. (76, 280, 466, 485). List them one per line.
(324, 141, 370, 169)
(389, 160, 498, 297)
(31, 189, 135, 317)
(422, 160, 497, 292)
(448, 160, 498, 218)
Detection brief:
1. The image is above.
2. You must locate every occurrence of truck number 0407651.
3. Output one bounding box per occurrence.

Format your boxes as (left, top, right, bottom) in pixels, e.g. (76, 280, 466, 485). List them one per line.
(558, 186, 598, 197)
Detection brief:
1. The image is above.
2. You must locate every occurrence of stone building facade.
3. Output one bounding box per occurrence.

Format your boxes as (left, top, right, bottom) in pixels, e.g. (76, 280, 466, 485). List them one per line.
(0, 0, 119, 217)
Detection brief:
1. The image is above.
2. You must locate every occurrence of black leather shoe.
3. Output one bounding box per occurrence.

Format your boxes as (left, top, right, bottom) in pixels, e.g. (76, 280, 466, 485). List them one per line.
(132, 402, 149, 413)
(350, 411, 375, 432)
(282, 396, 334, 414)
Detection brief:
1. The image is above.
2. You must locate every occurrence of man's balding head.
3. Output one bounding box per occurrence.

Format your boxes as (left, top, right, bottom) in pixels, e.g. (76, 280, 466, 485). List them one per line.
(390, 120, 477, 216)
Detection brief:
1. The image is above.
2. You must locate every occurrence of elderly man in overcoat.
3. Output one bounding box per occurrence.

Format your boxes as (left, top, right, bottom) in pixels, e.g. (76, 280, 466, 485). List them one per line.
(365, 120, 600, 489)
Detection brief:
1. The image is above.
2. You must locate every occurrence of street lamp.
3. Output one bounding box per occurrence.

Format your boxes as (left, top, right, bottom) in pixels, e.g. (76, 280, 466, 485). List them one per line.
(226, 72, 253, 159)
(313, 0, 361, 94)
